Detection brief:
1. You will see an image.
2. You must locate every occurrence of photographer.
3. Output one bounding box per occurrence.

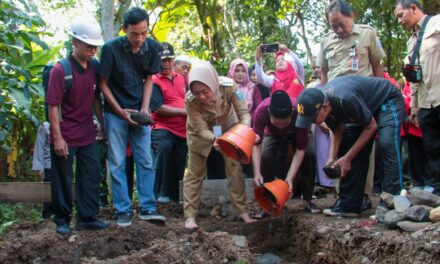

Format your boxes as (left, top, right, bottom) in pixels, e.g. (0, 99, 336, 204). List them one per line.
(255, 43, 304, 99)
(394, 0, 440, 196)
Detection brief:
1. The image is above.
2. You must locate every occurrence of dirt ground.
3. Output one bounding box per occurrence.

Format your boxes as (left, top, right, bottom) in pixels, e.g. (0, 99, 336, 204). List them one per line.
(0, 194, 439, 264)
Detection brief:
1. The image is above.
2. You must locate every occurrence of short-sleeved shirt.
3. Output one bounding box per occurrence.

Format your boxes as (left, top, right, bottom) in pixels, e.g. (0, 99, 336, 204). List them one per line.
(99, 36, 161, 113)
(151, 72, 187, 138)
(405, 14, 440, 109)
(252, 97, 308, 150)
(323, 76, 399, 130)
(46, 55, 97, 147)
(318, 23, 386, 81)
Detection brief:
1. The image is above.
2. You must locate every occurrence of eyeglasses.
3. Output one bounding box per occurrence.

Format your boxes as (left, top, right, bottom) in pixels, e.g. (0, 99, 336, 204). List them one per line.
(79, 40, 97, 51)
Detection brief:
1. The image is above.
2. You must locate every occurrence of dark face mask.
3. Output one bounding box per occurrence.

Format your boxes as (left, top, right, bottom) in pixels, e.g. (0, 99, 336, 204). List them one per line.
(402, 64, 423, 83)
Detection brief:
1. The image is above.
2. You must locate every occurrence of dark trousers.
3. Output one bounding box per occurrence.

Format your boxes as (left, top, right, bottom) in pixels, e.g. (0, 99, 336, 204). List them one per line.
(260, 132, 315, 201)
(50, 142, 100, 225)
(376, 95, 405, 195)
(407, 135, 426, 187)
(206, 148, 226, 179)
(339, 126, 374, 213)
(97, 140, 109, 206)
(125, 154, 134, 201)
(152, 129, 188, 201)
(418, 105, 440, 192)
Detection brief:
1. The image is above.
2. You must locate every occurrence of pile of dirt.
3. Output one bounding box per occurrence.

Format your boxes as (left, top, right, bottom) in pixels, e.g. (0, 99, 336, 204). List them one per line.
(0, 195, 439, 263)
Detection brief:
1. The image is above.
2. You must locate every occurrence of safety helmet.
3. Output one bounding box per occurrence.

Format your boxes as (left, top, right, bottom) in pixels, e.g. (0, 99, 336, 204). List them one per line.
(69, 18, 104, 46)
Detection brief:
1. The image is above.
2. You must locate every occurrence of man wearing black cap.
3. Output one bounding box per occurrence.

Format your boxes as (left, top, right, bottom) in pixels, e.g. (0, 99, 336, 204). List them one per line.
(252, 90, 319, 214)
(150, 42, 187, 204)
(296, 76, 404, 216)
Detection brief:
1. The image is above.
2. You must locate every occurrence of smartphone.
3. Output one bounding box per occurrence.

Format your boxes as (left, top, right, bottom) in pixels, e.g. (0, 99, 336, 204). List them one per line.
(261, 43, 279, 53)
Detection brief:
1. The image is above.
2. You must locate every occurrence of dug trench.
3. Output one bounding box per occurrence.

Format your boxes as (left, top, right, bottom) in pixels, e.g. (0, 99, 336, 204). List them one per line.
(0, 195, 439, 263)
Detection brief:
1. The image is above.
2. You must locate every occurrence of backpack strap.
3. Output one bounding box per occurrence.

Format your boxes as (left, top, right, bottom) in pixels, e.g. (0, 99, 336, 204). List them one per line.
(410, 16, 431, 65)
(59, 58, 72, 94)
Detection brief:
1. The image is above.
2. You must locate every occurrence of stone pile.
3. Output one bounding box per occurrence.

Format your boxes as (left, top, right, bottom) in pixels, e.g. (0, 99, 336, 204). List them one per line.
(376, 189, 440, 232)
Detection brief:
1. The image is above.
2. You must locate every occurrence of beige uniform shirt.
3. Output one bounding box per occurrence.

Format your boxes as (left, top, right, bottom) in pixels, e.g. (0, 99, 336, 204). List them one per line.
(406, 15, 440, 109)
(185, 77, 251, 157)
(318, 23, 386, 81)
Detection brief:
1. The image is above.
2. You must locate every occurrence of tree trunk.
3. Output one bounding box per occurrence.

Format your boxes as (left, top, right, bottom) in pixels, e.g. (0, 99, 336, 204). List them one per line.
(101, 0, 114, 41)
(296, 11, 313, 66)
(423, 0, 440, 15)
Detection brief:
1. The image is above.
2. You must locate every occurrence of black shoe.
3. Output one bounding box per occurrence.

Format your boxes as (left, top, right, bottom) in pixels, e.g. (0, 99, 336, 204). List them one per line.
(139, 210, 166, 222)
(56, 224, 72, 235)
(361, 195, 373, 212)
(76, 219, 110, 231)
(323, 206, 359, 217)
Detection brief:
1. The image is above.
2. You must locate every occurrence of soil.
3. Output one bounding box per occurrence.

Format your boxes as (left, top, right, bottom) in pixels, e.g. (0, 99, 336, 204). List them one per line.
(0, 194, 439, 264)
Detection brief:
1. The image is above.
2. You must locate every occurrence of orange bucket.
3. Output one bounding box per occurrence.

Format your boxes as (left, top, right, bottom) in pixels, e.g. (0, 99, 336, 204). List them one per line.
(254, 179, 290, 216)
(217, 124, 256, 164)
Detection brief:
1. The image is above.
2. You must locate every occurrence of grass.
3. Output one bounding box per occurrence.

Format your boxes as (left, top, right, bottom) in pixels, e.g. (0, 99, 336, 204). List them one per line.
(0, 203, 42, 234)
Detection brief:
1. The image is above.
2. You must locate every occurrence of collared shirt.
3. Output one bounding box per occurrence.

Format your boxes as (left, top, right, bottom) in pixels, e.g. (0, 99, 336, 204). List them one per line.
(322, 76, 401, 131)
(252, 97, 308, 150)
(406, 14, 440, 109)
(318, 23, 386, 81)
(99, 36, 161, 113)
(185, 78, 250, 157)
(151, 71, 187, 138)
(46, 55, 97, 147)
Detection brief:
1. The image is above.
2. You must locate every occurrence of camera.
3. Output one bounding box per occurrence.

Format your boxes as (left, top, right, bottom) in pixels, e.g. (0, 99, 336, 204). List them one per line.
(261, 43, 279, 53)
(402, 64, 423, 83)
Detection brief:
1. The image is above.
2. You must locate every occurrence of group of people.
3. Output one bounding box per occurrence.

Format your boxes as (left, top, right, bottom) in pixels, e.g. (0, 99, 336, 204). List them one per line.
(32, 0, 439, 234)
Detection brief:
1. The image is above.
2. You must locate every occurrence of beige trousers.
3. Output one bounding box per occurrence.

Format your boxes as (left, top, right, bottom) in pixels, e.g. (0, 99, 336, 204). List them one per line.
(183, 150, 247, 218)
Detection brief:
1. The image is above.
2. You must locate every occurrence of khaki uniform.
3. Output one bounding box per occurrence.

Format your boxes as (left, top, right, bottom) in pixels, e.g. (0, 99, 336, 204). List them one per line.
(318, 23, 386, 81)
(183, 77, 251, 218)
(406, 15, 440, 109)
(318, 23, 386, 196)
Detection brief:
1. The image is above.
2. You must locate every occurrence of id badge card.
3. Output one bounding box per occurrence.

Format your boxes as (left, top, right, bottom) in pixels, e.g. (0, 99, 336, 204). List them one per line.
(213, 125, 222, 137)
(351, 57, 359, 71)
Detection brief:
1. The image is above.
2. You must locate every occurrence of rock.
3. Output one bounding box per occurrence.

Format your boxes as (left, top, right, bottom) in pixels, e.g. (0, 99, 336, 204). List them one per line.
(375, 205, 389, 223)
(397, 221, 432, 232)
(429, 206, 440, 222)
(405, 205, 432, 222)
(68, 235, 78, 243)
(361, 256, 372, 264)
(394, 195, 411, 212)
(317, 226, 331, 234)
(256, 253, 282, 264)
(384, 210, 406, 229)
(380, 192, 395, 209)
(232, 235, 248, 248)
(408, 189, 440, 207)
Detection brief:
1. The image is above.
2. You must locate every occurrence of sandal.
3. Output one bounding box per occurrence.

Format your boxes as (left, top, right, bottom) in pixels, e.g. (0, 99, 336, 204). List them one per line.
(305, 202, 321, 214)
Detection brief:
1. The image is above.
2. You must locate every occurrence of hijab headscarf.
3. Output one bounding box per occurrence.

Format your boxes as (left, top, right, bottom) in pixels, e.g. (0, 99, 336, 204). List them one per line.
(227, 59, 254, 111)
(273, 51, 304, 98)
(189, 60, 220, 102)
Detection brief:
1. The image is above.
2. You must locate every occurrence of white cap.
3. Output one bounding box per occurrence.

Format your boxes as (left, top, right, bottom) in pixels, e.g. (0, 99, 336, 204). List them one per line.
(174, 55, 192, 65)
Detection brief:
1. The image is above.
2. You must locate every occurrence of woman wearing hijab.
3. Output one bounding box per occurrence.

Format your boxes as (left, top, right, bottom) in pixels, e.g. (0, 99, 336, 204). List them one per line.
(227, 59, 255, 112)
(183, 61, 256, 229)
(255, 43, 305, 99)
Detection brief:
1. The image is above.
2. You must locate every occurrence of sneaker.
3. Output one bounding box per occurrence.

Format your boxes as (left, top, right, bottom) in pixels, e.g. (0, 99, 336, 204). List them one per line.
(76, 219, 110, 231)
(56, 224, 72, 235)
(323, 206, 359, 217)
(116, 213, 132, 227)
(157, 196, 171, 204)
(305, 202, 321, 214)
(139, 210, 166, 222)
(361, 195, 372, 212)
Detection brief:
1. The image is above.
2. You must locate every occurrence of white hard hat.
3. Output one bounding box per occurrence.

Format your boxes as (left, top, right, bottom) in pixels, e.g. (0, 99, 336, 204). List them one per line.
(69, 18, 104, 46)
(174, 55, 192, 65)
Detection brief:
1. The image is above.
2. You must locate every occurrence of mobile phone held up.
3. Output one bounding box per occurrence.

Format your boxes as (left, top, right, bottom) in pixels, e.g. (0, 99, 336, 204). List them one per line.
(261, 43, 279, 53)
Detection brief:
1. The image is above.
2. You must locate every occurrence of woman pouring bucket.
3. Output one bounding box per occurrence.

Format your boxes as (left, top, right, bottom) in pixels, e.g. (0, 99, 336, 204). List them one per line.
(183, 61, 257, 229)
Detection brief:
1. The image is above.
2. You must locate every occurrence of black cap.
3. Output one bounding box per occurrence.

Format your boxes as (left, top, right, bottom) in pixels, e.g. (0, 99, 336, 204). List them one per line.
(295, 88, 326, 128)
(160, 42, 174, 59)
(269, 90, 293, 119)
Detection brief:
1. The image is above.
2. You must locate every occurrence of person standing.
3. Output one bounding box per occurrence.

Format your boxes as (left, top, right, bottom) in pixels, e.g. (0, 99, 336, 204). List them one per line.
(99, 7, 165, 227)
(46, 18, 109, 234)
(394, 0, 440, 195)
(318, 0, 386, 210)
(174, 54, 192, 88)
(151, 42, 188, 203)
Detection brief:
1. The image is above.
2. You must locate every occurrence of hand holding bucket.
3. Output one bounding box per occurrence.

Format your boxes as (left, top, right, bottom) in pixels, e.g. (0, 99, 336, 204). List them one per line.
(216, 124, 256, 164)
(254, 179, 290, 216)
